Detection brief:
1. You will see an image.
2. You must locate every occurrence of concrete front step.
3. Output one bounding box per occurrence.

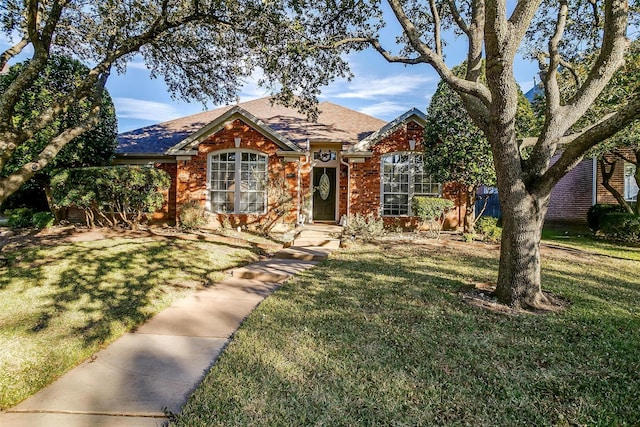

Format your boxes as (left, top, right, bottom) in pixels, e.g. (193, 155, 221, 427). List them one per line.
(274, 246, 333, 261)
(229, 258, 318, 282)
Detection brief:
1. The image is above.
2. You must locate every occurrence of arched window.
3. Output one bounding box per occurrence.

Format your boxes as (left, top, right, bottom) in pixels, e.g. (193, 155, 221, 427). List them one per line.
(209, 150, 268, 214)
(381, 152, 441, 216)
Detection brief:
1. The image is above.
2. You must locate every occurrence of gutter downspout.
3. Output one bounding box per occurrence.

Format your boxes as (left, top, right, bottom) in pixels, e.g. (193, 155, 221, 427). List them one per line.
(298, 140, 310, 225)
(340, 157, 351, 220)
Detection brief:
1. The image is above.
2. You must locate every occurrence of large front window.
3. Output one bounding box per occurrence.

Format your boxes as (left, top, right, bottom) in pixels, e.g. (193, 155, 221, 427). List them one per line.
(209, 151, 268, 214)
(381, 152, 441, 216)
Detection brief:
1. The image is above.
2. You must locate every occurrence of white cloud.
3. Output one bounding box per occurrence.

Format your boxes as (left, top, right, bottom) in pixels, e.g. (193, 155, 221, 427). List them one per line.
(358, 101, 412, 118)
(126, 61, 149, 71)
(113, 97, 182, 122)
(326, 74, 435, 100)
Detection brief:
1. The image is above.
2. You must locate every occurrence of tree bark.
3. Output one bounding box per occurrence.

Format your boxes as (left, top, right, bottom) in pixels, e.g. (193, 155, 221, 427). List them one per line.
(599, 158, 634, 213)
(494, 183, 551, 309)
(464, 184, 478, 234)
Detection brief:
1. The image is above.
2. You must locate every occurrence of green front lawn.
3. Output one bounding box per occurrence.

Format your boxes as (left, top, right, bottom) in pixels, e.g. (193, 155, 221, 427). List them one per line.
(542, 228, 640, 261)
(173, 239, 640, 426)
(0, 235, 259, 409)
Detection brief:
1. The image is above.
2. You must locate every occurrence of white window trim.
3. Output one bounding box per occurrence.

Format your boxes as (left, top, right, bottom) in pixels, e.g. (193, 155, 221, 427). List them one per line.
(206, 149, 269, 214)
(624, 162, 639, 202)
(380, 151, 442, 217)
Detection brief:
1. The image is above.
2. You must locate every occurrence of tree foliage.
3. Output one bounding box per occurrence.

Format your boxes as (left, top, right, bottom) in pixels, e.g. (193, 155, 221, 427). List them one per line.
(51, 166, 170, 229)
(0, 0, 355, 205)
(0, 55, 117, 212)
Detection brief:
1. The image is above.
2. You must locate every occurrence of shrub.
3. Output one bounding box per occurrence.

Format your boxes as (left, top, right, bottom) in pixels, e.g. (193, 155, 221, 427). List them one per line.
(51, 166, 170, 229)
(600, 213, 640, 243)
(31, 211, 55, 230)
(343, 213, 385, 242)
(475, 216, 502, 243)
(179, 200, 208, 230)
(6, 207, 34, 229)
(412, 196, 454, 238)
(587, 204, 626, 232)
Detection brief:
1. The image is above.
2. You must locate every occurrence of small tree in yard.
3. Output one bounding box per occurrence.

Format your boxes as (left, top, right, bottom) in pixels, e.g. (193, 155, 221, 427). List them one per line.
(51, 166, 169, 230)
(0, 56, 117, 219)
(584, 40, 640, 215)
(412, 196, 454, 239)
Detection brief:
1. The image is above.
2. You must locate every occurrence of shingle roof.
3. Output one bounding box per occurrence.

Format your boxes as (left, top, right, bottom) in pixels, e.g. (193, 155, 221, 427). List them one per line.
(117, 96, 387, 154)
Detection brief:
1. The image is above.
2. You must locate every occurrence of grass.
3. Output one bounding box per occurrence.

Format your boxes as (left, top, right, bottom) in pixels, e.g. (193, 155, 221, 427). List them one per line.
(0, 235, 259, 409)
(542, 228, 640, 261)
(172, 239, 640, 426)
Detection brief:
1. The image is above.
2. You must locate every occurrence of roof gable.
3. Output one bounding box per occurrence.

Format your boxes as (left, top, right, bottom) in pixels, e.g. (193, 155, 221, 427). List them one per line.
(167, 106, 301, 154)
(347, 108, 428, 153)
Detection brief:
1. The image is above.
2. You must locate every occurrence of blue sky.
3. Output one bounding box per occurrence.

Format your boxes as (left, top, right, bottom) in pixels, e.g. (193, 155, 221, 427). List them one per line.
(107, 47, 539, 133)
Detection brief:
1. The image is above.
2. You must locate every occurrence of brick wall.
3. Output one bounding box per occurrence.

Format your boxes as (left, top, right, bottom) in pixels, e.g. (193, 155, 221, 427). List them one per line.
(546, 157, 594, 223)
(347, 120, 464, 230)
(174, 119, 299, 229)
(596, 148, 635, 204)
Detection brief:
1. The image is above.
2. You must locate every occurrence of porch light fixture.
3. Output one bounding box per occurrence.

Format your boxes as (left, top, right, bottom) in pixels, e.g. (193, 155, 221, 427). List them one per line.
(409, 139, 416, 150)
(234, 137, 241, 148)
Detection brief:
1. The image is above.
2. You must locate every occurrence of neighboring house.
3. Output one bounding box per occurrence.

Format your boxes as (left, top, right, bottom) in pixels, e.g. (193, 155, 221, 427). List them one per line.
(546, 148, 638, 223)
(116, 97, 466, 230)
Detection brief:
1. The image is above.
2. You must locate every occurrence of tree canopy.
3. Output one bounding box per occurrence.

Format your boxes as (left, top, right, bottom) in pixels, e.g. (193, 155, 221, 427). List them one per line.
(0, 55, 117, 213)
(0, 0, 354, 205)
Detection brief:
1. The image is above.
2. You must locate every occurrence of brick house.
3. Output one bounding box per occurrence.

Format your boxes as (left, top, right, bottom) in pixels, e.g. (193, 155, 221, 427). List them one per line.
(116, 97, 466, 230)
(546, 148, 638, 223)
(116, 96, 637, 228)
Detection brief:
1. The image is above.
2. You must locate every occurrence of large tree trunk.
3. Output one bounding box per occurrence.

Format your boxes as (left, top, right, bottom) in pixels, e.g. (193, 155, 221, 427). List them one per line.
(494, 186, 551, 309)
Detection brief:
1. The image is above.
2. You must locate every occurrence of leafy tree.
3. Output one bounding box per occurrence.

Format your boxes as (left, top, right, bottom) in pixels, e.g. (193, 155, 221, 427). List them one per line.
(51, 166, 170, 230)
(0, 55, 117, 218)
(424, 70, 538, 233)
(0, 1, 352, 205)
(268, 0, 640, 309)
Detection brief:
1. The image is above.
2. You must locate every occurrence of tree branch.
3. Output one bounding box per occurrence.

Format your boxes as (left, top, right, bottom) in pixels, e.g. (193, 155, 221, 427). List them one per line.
(448, 0, 469, 35)
(535, 92, 640, 195)
(0, 37, 30, 70)
(386, 0, 492, 106)
(429, 0, 442, 56)
(562, 0, 629, 128)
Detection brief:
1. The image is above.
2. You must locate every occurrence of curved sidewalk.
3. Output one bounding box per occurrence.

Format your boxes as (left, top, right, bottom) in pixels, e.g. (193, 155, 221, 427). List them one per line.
(0, 225, 341, 427)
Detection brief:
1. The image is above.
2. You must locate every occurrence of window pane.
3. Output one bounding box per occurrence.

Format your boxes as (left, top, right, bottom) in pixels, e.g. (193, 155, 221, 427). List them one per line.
(381, 152, 441, 216)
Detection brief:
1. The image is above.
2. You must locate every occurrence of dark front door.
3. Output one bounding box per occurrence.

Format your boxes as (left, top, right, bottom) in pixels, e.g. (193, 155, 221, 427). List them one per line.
(312, 167, 336, 221)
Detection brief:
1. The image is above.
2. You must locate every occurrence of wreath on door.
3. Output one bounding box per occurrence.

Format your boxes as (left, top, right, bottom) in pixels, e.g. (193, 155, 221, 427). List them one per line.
(318, 169, 331, 200)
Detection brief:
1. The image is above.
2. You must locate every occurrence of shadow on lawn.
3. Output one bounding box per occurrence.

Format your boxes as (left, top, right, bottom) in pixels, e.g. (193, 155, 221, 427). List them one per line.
(0, 237, 253, 348)
(177, 244, 640, 425)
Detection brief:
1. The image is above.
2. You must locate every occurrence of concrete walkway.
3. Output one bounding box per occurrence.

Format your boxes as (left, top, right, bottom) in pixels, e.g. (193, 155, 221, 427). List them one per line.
(0, 224, 341, 427)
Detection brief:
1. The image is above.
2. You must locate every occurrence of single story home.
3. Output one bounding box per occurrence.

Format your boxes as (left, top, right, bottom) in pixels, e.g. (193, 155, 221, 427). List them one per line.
(116, 96, 637, 229)
(116, 96, 466, 230)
